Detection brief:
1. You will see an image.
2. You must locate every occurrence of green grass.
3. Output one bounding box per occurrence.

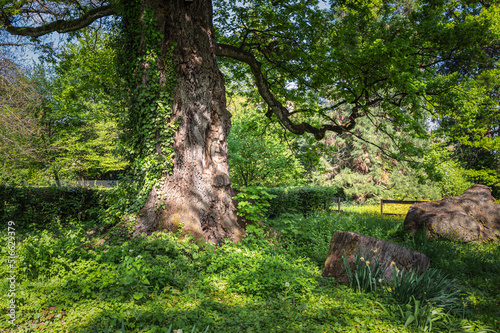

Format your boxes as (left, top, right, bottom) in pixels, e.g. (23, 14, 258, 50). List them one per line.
(1, 205, 499, 332)
(344, 202, 421, 216)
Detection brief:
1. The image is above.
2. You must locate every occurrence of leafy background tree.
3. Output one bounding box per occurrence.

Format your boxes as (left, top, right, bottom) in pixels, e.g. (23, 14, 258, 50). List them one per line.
(423, 140, 474, 198)
(0, 53, 50, 184)
(0, 27, 127, 185)
(42, 28, 127, 182)
(227, 96, 305, 188)
(430, 67, 500, 196)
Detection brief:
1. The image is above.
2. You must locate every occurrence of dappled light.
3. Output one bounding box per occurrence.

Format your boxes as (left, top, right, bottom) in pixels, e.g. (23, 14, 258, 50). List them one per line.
(1, 0, 499, 331)
(2, 198, 498, 331)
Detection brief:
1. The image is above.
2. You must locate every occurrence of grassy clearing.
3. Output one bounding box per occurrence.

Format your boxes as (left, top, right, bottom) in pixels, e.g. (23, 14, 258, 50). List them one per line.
(1, 205, 499, 332)
(344, 202, 416, 216)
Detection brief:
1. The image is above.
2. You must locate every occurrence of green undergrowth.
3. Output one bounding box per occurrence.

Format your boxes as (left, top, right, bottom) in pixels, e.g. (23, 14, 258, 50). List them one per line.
(267, 205, 403, 266)
(397, 231, 500, 330)
(1, 204, 498, 332)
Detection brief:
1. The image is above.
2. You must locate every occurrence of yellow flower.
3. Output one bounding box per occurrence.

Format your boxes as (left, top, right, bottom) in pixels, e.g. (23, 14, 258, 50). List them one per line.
(360, 257, 365, 261)
(373, 248, 378, 253)
(390, 261, 395, 266)
(366, 261, 370, 265)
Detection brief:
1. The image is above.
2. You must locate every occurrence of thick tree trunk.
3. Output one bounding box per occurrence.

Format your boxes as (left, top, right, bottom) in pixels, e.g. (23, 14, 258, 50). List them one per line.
(133, 0, 244, 243)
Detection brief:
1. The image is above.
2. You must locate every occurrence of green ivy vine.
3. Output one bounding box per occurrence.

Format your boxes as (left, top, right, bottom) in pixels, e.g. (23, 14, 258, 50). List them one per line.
(106, 0, 178, 223)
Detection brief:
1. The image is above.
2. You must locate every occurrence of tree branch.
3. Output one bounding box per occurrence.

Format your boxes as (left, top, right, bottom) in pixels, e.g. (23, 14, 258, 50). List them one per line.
(0, 42, 27, 47)
(2, 5, 114, 38)
(216, 43, 363, 140)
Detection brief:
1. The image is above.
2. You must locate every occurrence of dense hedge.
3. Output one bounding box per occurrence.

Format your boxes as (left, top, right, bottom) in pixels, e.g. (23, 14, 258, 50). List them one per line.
(266, 186, 344, 218)
(1, 185, 346, 230)
(0, 185, 107, 230)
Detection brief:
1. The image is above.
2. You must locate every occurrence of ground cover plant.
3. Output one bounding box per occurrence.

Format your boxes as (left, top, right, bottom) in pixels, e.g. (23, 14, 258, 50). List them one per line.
(1, 200, 499, 332)
(2, 1, 499, 331)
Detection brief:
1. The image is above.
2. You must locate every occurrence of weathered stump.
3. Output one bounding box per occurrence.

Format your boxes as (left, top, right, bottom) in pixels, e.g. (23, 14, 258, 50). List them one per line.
(322, 231, 430, 285)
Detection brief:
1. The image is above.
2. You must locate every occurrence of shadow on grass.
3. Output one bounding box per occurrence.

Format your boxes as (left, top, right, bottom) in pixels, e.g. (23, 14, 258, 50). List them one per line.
(1, 227, 406, 333)
(46, 291, 404, 333)
(3, 209, 499, 333)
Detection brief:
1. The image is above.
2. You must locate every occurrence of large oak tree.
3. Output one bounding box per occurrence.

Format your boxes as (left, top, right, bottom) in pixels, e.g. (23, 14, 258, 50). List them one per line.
(2, 0, 498, 243)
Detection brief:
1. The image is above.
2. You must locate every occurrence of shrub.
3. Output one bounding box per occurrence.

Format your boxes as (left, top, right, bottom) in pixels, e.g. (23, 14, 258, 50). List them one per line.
(0, 185, 107, 230)
(233, 186, 276, 222)
(266, 186, 344, 218)
(18, 229, 86, 279)
(437, 160, 472, 198)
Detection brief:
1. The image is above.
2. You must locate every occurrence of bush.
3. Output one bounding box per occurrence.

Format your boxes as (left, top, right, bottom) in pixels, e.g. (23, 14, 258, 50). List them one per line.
(437, 160, 472, 197)
(266, 186, 344, 218)
(18, 229, 87, 279)
(0, 185, 107, 230)
(233, 186, 276, 222)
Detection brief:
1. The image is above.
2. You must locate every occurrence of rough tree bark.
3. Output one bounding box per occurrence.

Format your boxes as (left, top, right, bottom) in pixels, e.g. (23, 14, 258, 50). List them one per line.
(132, 0, 245, 243)
(1, 0, 390, 243)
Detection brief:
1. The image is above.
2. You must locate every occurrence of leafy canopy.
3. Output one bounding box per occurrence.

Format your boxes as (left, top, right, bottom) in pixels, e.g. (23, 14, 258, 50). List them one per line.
(44, 27, 127, 181)
(215, 0, 499, 152)
(1, 0, 498, 166)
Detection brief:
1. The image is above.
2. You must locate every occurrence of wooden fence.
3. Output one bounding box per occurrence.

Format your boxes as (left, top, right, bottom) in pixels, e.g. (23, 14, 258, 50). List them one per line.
(325, 197, 344, 213)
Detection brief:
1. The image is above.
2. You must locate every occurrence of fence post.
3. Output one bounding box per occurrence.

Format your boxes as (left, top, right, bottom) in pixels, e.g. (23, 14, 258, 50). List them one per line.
(326, 197, 343, 213)
(380, 200, 383, 215)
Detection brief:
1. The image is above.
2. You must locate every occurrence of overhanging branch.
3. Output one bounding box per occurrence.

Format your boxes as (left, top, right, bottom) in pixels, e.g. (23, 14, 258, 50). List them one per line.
(216, 43, 363, 140)
(2, 5, 114, 38)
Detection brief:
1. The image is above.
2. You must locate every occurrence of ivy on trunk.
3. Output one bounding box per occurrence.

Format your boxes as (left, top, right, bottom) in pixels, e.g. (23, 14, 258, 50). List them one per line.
(116, 0, 244, 243)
